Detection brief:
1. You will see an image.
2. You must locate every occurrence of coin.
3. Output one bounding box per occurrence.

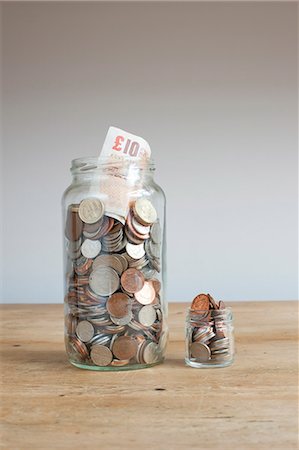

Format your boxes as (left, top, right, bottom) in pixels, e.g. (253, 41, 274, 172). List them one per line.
(81, 239, 102, 259)
(191, 294, 210, 312)
(79, 198, 105, 224)
(135, 281, 156, 305)
(133, 198, 157, 225)
(90, 344, 113, 366)
(89, 267, 120, 296)
(190, 342, 211, 362)
(106, 292, 131, 318)
(150, 221, 161, 244)
(126, 242, 145, 260)
(131, 215, 150, 235)
(68, 336, 89, 360)
(76, 320, 95, 342)
(110, 312, 132, 326)
(151, 278, 161, 293)
(138, 305, 156, 327)
(93, 254, 123, 275)
(112, 336, 138, 360)
(65, 205, 83, 241)
(143, 342, 160, 364)
(121, 268, 145, 294)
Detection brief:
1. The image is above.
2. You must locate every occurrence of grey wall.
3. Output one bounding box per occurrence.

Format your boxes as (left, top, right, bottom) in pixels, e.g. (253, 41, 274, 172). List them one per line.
(2, 2, 298, 303)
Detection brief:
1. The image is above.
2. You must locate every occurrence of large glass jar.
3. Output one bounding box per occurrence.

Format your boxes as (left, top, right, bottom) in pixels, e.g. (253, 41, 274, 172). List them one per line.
(62, 157, 167, 370)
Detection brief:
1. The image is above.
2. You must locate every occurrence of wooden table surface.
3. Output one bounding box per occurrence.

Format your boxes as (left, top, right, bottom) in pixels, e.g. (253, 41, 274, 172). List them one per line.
(1, 302, 298, 449)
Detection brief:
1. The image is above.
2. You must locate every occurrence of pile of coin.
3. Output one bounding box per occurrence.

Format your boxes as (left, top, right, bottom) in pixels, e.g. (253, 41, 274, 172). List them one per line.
(187, 293, 233, 365)
(64, 196, 167, 368)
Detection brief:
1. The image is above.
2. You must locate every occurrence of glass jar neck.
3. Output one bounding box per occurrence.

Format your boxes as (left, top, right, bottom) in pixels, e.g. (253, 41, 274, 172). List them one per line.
(70, 157, 156, 184)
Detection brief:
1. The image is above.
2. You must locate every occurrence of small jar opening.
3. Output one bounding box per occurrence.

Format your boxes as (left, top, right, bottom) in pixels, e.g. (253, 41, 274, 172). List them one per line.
(70, 156, 156, 175)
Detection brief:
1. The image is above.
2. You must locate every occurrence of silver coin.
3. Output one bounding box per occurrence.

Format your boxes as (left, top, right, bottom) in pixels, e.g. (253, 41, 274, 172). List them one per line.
(126, 242, 145, 260)
(81, 239, 102, 259)
(89, 267, 120, 296)
(131, 216, 150, 235)
(148, 241, 160, 259)
(76, 320, 94, 342)
(190, 342, 211, 362)
(79, 198, 105, 224)
(210, 337, 230, 350)
(143, 341, 160, 364)
(92, 254, 123, 275)
(110, 311, 132, 326)
(150, 221, 161, 244)
(134, 198, 157, 225)
(138, 305, 157, 327)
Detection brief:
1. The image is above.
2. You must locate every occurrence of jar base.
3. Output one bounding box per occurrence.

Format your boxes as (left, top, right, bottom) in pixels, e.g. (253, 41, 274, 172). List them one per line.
(185, 358, 234, 369)
(70, 358, 164, 371)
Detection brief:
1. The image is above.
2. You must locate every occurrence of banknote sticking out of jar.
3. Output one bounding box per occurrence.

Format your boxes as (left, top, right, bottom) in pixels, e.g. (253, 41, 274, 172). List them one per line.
(62, 126, 168, 371)
(185, 294, 234, 368)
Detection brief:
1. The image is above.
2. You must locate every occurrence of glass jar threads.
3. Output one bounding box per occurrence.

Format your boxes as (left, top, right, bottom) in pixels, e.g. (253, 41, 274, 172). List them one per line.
(62, 157, 167, 370)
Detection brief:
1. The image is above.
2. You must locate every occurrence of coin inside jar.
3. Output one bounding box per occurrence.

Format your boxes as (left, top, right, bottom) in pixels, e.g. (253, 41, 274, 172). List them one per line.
(89, 267, 120, 296)
(191, 294, 210, 312)
(135, 281, 156, 305)
(112, 335, 138, 360)
(121, 268, 145, 294)
(138, 305, 156, 327)
(81, 239, 102, 259)
(106, 292, 131, 318)
(133, 198, 157, 225)
(126, 242, 145, 260)
(190, 342, 211, 362)
(76, 320, 95, 342)
(79, 198, 105, 224)
(65, 205, 83, 241)
(90, 344, 113, 366)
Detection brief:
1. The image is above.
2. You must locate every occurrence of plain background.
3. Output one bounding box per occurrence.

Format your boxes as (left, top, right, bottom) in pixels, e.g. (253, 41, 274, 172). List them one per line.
(1, 2, 298, 303)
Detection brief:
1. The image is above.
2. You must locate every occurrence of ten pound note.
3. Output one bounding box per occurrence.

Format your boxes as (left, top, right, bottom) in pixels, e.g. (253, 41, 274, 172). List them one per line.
(96, 126, 152, 222)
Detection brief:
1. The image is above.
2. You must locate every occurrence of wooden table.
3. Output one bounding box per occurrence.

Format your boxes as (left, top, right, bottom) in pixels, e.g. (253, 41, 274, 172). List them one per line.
(1, 302, 298, 449)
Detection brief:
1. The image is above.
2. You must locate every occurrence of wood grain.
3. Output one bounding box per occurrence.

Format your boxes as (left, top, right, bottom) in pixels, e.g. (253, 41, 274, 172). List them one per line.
(0, 302, 298, 449)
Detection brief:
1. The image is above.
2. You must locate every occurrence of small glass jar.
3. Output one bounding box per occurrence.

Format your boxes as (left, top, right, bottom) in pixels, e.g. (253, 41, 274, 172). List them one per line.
(62, 157, 167, 371)
(185, 307, 234, 368)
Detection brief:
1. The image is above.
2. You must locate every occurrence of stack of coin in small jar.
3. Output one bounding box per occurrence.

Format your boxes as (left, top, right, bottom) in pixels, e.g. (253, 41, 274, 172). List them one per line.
(187, 294, 233, 365)
(64, 196, 167, 369)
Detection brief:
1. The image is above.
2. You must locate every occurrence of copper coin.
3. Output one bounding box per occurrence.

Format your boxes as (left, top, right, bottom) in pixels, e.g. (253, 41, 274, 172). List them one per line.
(126, 211, 150, 240)
(110, 359, 130, 367)
(191, 294, 210, 312)
(151, 278, 161, 293)
(135, 281, 156, 305)
(65, 205, 83, 241)
(106, 292, 131, 318)
(68, 336, 89, 360)
(90, 344, 113, 366)
(121, 268, 145, 294)
(112, 336, 138, 360)
(190, 342, 211, 362)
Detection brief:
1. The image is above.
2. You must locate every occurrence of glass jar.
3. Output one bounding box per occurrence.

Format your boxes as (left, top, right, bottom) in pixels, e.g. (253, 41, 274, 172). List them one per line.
(185, 308, 234, 368)
(62, 157, 167, 370)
